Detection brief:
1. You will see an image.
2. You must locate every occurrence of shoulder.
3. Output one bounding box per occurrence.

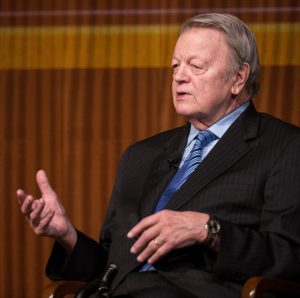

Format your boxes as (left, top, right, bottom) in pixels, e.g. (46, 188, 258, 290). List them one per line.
(127, 124, 189, 152)
(116, 125, 189, 178)
(259, 112, 300, 137)
(253, 112, 300, 158)
(243, 102, 300, 140)
(118, 123, 188, 157)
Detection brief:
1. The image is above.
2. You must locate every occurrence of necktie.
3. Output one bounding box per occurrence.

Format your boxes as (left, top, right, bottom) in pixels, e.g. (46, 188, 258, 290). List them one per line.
(154, 129, 217, 212)
(140, 130, 217, 271)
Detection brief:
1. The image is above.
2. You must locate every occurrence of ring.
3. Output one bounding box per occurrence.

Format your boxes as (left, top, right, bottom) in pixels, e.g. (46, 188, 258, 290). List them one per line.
(153, 239, 162, 247)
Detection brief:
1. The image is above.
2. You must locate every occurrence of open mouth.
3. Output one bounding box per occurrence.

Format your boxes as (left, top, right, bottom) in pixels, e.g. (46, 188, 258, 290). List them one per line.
(177, 92, 190, 97)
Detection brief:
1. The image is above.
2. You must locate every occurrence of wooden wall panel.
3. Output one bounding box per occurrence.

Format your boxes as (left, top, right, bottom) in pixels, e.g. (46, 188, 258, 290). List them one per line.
(0, 1, 299, 297)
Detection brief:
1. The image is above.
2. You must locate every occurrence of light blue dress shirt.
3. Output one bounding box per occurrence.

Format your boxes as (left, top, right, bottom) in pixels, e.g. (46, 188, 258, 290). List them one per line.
(179, 102, 250, 167)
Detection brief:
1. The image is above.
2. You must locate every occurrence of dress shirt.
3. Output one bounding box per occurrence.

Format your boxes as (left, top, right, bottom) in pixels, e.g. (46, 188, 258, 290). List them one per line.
(179, 101, 250, 167)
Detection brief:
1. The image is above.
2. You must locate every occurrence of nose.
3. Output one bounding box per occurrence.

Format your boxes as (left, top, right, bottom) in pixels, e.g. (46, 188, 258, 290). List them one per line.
(173, 64, 190, 84)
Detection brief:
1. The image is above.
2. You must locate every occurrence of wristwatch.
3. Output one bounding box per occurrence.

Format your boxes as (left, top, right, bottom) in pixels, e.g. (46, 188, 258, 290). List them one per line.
(203, 215, 220, 246)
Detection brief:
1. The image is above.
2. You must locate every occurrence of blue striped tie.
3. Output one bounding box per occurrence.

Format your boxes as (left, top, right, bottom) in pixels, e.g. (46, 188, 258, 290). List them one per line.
(154, 130, 217, 212)
(140, 130, 217, 271)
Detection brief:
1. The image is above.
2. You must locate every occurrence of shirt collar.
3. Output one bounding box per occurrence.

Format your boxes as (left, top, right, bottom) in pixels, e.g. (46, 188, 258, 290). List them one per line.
(187, 101, 250, 145)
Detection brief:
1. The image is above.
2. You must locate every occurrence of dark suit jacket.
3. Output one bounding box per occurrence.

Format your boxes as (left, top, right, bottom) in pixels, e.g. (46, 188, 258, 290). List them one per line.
(46, 102, 300, 298)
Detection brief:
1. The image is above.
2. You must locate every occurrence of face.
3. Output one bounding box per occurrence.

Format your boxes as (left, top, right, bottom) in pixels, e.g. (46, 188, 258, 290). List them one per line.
(172, 27, 243, 129)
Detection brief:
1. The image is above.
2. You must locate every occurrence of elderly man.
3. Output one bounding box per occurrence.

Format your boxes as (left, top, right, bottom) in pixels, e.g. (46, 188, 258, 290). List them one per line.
(17, 13, 300, 298)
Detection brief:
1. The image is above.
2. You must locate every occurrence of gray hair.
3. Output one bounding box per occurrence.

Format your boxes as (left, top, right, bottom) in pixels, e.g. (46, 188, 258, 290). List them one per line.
(180, 13, 260, 98)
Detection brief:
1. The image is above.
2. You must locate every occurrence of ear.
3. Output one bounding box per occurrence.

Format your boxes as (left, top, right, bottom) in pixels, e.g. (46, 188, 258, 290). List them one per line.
(231, 63, 250, 95)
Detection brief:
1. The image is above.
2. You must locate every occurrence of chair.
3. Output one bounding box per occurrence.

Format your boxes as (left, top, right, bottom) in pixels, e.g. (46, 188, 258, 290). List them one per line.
(43, 280, 84, 298)
(43, 276, 300, 298)
(241, 277, 300, 298)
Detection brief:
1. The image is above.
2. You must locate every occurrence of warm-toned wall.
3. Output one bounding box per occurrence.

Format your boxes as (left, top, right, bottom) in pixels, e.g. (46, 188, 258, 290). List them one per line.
(0, 1, 299, 297)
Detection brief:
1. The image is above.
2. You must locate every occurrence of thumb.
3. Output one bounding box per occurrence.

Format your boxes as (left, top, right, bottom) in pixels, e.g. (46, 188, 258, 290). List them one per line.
(36, 170, 55, 196)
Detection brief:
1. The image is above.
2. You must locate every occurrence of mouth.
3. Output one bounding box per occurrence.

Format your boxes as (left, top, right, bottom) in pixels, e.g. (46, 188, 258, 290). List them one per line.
(176, 91, 191, 99)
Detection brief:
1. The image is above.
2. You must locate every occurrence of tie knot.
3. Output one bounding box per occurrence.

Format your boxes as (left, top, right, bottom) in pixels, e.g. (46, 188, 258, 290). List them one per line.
(195, 130, 217, 148)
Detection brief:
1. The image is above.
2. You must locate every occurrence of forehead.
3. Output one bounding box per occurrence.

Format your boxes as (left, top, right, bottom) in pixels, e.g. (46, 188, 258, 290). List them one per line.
(173, 27, 230, 59)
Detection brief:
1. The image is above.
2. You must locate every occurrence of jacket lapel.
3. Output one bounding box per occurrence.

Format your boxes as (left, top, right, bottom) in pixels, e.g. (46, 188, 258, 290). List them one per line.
(139, 124, 190, 218)
(165, 102, 260, 211)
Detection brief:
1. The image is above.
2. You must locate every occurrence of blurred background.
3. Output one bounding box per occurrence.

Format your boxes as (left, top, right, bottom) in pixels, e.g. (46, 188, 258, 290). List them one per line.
(0, 0, 299, 297)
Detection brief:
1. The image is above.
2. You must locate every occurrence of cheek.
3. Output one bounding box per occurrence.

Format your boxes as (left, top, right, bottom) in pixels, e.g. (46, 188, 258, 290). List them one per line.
(172, 81, 179, 103)
(191, 80, 205, 97)
(193, 78, 224, 99)
(171, 79, 177, 92)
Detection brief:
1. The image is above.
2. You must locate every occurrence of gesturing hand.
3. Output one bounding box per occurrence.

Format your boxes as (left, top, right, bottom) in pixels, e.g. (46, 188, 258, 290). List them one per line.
(127, 210, 209, 265)
(17, 170, 77, 251)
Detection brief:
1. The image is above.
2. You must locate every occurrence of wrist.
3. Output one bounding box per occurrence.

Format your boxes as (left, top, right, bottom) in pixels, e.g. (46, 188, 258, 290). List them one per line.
(56, 222, 77, 253)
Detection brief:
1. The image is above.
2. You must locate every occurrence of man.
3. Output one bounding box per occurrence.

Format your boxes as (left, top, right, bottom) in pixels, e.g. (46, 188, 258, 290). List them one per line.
(17, 13, 300, 298)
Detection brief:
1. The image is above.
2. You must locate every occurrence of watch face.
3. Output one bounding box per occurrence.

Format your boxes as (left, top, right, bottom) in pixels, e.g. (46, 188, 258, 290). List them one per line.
(204, 217, 220, 245)
(207, 219, 220, 234)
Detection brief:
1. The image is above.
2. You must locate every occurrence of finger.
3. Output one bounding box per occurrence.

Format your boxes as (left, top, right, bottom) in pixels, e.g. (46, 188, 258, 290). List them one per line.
(147, 243, 172, 264)
(130, 225, 160, 254)
(29, 199, 45, 227)
(20, 195, 34, 215)
(16, 189, 27, 204)
(127, 214, 158, 239)
(136, 239, 163, 263)
(36, 170, 55, 196)
(34, 209, 55, 236)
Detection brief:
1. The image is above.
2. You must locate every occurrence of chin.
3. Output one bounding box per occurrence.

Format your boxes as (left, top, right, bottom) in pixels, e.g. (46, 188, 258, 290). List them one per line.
(175, 109, 196, 119)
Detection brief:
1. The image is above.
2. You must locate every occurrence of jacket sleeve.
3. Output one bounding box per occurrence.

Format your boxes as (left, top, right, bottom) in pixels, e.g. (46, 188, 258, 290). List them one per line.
(214, 135, 300, 283)
(46, 230, 108, 281)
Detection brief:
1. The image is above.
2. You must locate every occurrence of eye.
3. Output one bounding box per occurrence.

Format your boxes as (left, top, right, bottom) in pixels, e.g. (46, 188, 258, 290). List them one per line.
(190, 62, 207, 74)
(191, 64, 203, 69)
(171, 63, 180, 74)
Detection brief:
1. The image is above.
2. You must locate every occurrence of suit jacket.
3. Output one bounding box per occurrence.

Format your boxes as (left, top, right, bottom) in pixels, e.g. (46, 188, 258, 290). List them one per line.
(46, 102, 300, 298)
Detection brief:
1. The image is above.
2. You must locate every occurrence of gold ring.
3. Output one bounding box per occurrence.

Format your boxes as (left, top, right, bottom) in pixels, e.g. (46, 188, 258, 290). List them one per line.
(153, 239, 161, 247)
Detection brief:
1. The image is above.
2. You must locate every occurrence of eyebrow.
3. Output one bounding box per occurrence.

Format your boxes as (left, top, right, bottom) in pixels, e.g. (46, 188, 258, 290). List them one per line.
(172, 54, 203, 61)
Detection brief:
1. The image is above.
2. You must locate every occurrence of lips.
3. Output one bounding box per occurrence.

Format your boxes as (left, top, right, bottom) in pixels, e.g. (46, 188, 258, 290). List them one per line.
(176, 91, 191, 98)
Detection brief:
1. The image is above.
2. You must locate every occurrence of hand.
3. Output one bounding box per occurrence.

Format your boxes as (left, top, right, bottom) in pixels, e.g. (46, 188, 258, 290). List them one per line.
(127, 210, 209, 265)
(17, 170, 77, 251)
